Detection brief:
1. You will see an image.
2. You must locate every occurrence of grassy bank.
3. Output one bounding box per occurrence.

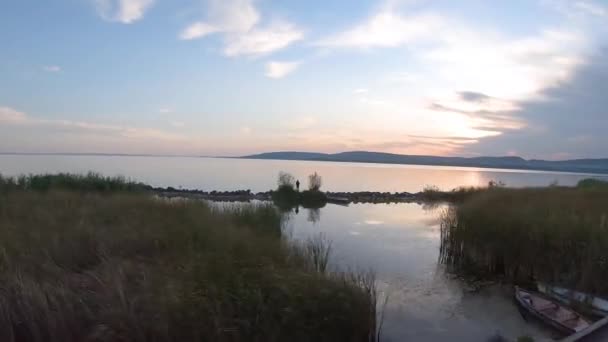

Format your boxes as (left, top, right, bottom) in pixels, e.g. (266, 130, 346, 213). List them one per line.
(0, 189, 376, 341)
(440, 179, 608, 296)
(0, 172, 151, 193)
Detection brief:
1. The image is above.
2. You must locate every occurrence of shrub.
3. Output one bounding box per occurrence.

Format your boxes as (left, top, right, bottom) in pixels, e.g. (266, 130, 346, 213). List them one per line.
(308, 172, 322, 192)
(299, 190, 327, 209)
(277, 171, 296, 191)
(577, 178, 608, 189)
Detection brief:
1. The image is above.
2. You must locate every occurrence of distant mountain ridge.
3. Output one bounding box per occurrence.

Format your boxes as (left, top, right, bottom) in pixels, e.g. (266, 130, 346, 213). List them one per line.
(242, 151, 608, 175)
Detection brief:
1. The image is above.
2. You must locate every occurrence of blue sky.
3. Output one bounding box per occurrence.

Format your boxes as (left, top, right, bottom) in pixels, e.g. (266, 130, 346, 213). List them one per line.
(1, 0, 607, 158)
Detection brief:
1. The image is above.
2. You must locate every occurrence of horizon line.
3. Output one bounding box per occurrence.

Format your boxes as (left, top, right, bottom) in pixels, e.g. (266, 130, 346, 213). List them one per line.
(1, 150, 608, 162)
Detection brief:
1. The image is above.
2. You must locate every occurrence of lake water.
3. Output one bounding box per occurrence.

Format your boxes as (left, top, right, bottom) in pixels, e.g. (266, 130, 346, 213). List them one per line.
(0, 154, 605, 192)
(285, 203, 560, 342)
(2, 155, 606, 341)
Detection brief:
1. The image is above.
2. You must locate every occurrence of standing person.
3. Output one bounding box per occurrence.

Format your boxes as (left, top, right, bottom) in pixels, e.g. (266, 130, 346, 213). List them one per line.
(296, 180, 300, 192)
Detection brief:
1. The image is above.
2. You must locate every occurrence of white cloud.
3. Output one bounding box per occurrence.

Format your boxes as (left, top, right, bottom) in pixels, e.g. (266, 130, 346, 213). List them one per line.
(313, 1, 594, 146)
(0, 106, 185, 142)
(179, 0, 304, 57)
(95, 0, 155, 24)
(43, 65, 61, 72)
(179, 22, 218, 40)
(542, 0, 608, 20)
(316, 11, 443, 48)
(285, 116, 318, 130)
(422, 28, 586, 99)
(0, 107, 27, 123)
(170, 121, 185, 128)
(264, 60, 300, 79)
(120, 127, 184, 141)
(177, 0, 259, 40)
(386, 72, 418, 84)
(240, 126, 252, 134)
(159, 107, 174, 114)
(223, 22, 304, 57)
(359, 97, 389, 107)
(205, 0, 259, 32)
(353, 88, 369, 94)
(414, 26, 586, 138)
(574, 1, 607, 17)
(320, 3, 588, 100)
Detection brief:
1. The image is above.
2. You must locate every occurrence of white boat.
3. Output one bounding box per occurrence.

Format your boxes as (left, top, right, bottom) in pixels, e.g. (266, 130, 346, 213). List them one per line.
(538, 282, 608, 317)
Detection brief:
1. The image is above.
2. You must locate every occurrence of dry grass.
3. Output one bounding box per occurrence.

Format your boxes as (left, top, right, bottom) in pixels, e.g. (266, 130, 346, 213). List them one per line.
(0, 190, 376, 342)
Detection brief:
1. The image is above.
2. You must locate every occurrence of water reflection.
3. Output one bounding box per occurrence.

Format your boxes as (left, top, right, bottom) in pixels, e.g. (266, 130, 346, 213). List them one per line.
(307, 208, 321, 223)
(274, 201, 322, 224)
(285, 202, 552, 342)
(1, 155, 605, 193)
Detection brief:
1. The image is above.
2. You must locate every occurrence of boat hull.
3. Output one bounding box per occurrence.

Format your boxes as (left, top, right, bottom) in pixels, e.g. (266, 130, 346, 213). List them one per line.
(515, 286, 591, 335)
(537, 282, 608, 318)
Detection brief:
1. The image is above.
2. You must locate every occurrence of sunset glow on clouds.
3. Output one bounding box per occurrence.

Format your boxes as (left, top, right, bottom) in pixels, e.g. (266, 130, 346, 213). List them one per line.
(1, 0, 607, 158)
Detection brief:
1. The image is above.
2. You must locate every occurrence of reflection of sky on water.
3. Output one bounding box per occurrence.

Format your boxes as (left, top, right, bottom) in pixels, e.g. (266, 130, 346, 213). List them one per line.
(286, 203, 439, 276)
(285, 203, 554, 342)
(2, 155, 606, 193)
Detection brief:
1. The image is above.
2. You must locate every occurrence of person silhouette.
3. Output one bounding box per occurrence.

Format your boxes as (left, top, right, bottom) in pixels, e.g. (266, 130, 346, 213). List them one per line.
(296, 180, 300, 191)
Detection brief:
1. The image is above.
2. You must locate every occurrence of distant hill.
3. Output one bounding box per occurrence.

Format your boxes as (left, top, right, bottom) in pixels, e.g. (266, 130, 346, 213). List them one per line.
(242, 151, 608, 174)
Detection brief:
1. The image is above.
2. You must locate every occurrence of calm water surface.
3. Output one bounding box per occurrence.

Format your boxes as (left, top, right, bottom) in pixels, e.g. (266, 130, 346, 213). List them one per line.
(3, 155, 604, 341)
(0, 155, 605, 192)
(285, 203, 557, 342)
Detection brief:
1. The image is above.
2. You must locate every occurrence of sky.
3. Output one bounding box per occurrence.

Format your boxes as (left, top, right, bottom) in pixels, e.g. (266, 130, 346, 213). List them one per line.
(1, 0, 607, 159)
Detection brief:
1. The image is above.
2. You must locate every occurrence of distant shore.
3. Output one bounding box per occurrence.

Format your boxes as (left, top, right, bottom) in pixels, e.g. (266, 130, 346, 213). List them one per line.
(242, 151, 608, 175)
(3, 151, 608, 175)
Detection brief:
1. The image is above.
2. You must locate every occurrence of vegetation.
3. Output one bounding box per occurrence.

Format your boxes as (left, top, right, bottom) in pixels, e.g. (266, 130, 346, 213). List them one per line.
(0, 179, 376, 341)
(577, 177, 608, 189)
(420, 184, 487, 202)
(308, 172, 322, 191)
(440, 181, 608, 296)
(277, 171, 296, 191)
(0, 172, 150, 193)
(272, 172, 328, 210)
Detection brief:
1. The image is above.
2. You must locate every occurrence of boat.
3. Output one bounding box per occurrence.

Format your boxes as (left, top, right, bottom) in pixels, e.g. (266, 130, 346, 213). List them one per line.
(537, 282, 608, 317)
(515, 286, 591, 335)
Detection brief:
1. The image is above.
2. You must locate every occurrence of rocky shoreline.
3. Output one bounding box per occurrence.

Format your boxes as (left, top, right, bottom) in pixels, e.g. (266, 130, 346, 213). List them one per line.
(153, 187, 426, 204)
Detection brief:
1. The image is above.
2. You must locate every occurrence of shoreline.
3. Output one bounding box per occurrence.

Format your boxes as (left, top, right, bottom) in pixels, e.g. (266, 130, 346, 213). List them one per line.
(154, 188, 437, 204)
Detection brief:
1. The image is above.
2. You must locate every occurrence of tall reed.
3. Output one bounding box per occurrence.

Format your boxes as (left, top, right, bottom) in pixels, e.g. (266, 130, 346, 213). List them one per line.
(0, 172, 150, 192)
(0, 190, 377, 342)
(440, 185, 608, 295)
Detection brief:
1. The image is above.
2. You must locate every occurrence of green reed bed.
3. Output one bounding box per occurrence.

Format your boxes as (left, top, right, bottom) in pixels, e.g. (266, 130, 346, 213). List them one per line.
(0, 172, 151, 193)
(420, 184, 489, 203)
(0, 190, 376, 342)
(440, 181, 608, 295)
